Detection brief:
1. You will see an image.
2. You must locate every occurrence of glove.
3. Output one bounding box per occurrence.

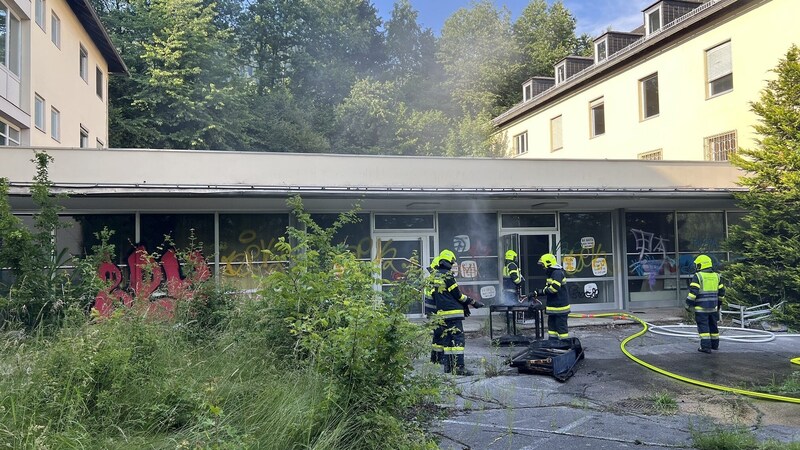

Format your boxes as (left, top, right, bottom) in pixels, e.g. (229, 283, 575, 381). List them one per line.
(462, 303, 471, 318)
(472, 299, 485, 308)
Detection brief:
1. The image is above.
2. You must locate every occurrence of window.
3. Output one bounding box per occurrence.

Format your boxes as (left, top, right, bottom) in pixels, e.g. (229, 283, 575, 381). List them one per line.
(706, 41, 733, 97)
(704, 130, 737, 161)
(96, 66, 103, 99)
(35, 95, 45, 131)
(51, 13, 60, 47)
(556, 64, 566, 84)
(550, 115, 563, 151)
(596, 40, 607, 63)
(647, 8, 661, 34)
(523, 83, 532, 101)
(374, 214, 434, 230)
(513, 131, 528, 155)
(590, 98, 605, 137)
(0, 5, 21, 76)
(96, 139, 104, 149)
(0, 120, 20, 146)
(35, 0, 45, 30)
(80, 126, 89, 148)
(79, 45, 88, 81)
(640, 73, 659, 119)
(50, 107, 60, 141)
(638, 149, 663, 160)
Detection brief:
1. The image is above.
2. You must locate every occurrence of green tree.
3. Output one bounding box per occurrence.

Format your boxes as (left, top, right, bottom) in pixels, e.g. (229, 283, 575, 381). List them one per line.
(504, 0, 589, 107)
(333, 77, 405, 154)
(724, 45, 800, 329)
(437, 0, 516, 117)
(102, 0, 249, 149)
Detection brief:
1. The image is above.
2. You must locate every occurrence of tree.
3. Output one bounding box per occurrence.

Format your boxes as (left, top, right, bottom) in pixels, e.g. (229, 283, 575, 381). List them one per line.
(724, 45, 800, 329)
(332, 77, 405, 154)
(383, 0, 436, 82)
(102, 0, 249, 149)
(437, 0, 516, 117)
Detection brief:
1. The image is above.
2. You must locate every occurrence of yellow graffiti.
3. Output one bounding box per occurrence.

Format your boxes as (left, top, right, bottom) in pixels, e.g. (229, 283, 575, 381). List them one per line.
(562, 243, 608, 275)
(220, 230, 281, 278)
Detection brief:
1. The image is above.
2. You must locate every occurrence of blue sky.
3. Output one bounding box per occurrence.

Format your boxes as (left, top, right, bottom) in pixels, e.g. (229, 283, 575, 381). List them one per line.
(372, 0, 653, 38)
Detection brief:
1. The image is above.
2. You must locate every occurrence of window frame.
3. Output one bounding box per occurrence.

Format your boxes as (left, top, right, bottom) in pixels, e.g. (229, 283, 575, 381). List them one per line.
(550, 115, 563, 152)
(79, 125, 89, 148)
(50, 107, 60, 141)
(34, 94, 46, 131)
(589, 97, 605, 138)
(96, 66, 104, 99)
(639, 73, 660, 120)
(595, 38, 607, 63)
(555, 63, 566, 84)
(704, 130, 737, 161)
(513, 131, 528, 155)
(51, 12, 61, 48)
(646, 6, 661, 35)
(638, 149, 663, 160)
(35, 0, 46, 31)
(523, 81, 532, 102)
(79, 45, 88, 82)
(705, 40, 733, 98)
(0, 6, 22, 76)
(0, 120, 20, 146)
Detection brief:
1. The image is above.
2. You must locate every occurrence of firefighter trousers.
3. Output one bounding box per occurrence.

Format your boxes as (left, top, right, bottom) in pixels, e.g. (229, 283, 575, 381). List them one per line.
(439, 318, 466, 373)
(695, 311, 720, 350)
(547, 313, 569, 340)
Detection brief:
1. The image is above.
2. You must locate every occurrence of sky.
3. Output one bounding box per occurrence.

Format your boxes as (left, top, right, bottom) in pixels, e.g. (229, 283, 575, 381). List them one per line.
(371, 0, 653, 38)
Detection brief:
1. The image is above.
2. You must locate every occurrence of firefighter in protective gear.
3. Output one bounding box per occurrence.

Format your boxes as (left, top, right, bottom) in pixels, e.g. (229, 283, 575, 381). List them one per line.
(686, 254, 725, 353)
(432, 249, 484, 375)
(502, 250, 523, 304)
(533, 253, 571, 340)
(424, 256, 443, 364)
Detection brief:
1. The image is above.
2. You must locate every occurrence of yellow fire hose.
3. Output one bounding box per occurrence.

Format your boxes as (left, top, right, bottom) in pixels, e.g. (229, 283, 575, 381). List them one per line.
(569, 312, 800, 404)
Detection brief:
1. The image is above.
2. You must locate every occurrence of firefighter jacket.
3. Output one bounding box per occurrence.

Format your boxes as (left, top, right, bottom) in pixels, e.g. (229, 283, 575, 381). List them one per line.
(686, 270, 725, 313)
(539, 265, 570, 315)
(502, 260, 522, 294)
(423, 263, 438, 316)
(432, 260, 471, 320)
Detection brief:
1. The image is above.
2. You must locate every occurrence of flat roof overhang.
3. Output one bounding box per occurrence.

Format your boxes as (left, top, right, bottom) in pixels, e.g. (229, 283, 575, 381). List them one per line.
(2, 147, 746, 212)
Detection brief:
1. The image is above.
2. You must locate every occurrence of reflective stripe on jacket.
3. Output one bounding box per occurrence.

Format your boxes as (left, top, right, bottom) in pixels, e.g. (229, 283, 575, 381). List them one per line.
(543, 267, 570, 314)
(686, 270, 725, 313)
(503, 260, 521, 292)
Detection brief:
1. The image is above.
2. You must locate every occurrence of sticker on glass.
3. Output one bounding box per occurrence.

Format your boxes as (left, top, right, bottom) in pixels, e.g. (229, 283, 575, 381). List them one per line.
(592, 257, 607, 276)
(563, 255, 577, 272)
(480, 285, 496, 299)
(581, 237, 595, 249)
(459, 260, 478, 278)
(453, 235, 470, 253)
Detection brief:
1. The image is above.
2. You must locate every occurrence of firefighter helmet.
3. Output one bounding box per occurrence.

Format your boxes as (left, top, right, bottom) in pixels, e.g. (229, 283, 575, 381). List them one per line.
(439, 249, 456, 264)
(505, 249, 518, 260)
(429, 256, 441, 270)
(538, 253, 557, 269)
(694, 254, 713, 271)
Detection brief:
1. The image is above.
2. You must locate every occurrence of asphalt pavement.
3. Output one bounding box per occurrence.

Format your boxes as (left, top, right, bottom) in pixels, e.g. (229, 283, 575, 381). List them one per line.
(427, 309, 800, 449)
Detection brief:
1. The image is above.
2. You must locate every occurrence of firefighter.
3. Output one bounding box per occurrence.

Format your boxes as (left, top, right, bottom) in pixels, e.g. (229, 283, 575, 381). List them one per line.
(425, 256, 443, 364)
(534, 253, 570, 340)
(686, 254, 725, 353)
(502, 250, 523, 304)
(432, 249, 484, 375)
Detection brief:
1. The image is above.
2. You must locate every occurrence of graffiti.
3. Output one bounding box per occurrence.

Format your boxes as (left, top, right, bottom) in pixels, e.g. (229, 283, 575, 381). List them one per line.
(628, 228, 676, 289)
(94, 244, 210, 317)
(558, 239, 610, 277)
(220, 230, 282, 277)
(453, 235, 470, 253)
(459, 260, 478, 278)
(583, 282, 599, 299)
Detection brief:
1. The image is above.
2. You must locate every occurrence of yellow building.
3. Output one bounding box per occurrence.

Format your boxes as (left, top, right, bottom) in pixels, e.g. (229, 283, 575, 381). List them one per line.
(494, 0, 795, 161)
(0, 0, 126, 148)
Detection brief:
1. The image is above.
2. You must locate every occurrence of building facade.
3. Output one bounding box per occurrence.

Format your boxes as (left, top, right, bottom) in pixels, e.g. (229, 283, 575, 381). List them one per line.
(0, 0, 126, 148)
(2, 147, 746, 315)
(494, 0, 794, 161)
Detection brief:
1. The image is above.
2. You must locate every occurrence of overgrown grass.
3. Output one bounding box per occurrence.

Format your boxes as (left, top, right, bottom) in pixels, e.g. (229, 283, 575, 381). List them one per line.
(753, 372, 800, 397)
(650, 391, 678, 415)
(692, 427, 800, 450)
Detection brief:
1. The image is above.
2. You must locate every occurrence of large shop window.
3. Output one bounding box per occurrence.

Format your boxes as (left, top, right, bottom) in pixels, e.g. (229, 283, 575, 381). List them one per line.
(559, 212, 615, 305)
(311, 213, 371, 260)
(438, 213, 499, 305)
(219, 214, 289, 283)
(374, 214, 433, 230)
(56, 215, 136, 266)
(501, 213, 555, 229)
(626, 212, 676, 302)
(140, 214, 214, 258)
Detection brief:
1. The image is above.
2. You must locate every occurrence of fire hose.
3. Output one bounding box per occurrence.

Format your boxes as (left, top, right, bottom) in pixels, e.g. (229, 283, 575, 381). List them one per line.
(569, 312, 800, 404)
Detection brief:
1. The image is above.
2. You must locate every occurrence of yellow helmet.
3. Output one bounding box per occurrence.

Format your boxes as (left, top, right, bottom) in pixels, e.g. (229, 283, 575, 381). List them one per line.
(430, 256, 441, 270)
(505, 249, 518, 260)
(538, 253, 557, 269)
(694, 254, 713, 271)
(439, 249, 456, 264)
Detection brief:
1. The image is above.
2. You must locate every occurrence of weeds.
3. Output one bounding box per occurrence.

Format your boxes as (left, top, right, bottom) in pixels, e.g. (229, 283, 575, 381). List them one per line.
(650, 391, 678, 415)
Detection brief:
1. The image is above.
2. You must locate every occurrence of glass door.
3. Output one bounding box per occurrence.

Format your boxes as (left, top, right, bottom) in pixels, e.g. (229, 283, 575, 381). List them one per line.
(501, 233, 555, 297)
(375, 235, 430, 316)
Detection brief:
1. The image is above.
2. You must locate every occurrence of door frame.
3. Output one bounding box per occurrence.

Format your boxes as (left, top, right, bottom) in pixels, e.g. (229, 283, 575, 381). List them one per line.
(373, 232, 435, 318)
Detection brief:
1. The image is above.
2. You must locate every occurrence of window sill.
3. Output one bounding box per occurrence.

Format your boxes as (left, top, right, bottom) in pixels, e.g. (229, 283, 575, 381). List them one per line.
(706, 89, 733, 100)
(640, 114, 660, 122)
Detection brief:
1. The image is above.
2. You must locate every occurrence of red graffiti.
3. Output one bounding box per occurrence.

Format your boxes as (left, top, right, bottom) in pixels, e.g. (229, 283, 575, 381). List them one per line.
(94, 244, 210, 318)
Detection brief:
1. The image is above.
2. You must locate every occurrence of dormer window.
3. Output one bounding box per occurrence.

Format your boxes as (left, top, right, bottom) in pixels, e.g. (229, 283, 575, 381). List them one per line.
(646, 7, 661, 34)
(595, 39, 607, 63)
(523, 81, 533, 101)
(556, 64, 566, 84)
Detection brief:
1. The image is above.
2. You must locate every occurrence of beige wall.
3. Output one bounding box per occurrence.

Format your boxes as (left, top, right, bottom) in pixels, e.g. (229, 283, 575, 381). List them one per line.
(498, 0, 795, 161)
(29, 0, 108, 148)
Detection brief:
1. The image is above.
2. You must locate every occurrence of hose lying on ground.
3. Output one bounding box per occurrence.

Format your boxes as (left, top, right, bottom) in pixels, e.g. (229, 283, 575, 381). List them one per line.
(569, 312, 800, 404)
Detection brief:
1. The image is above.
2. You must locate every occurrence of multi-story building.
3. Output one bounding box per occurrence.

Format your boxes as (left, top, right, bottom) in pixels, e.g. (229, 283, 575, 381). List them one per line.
(0, 0, 126, 148)
(494, 0, 794, 161)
